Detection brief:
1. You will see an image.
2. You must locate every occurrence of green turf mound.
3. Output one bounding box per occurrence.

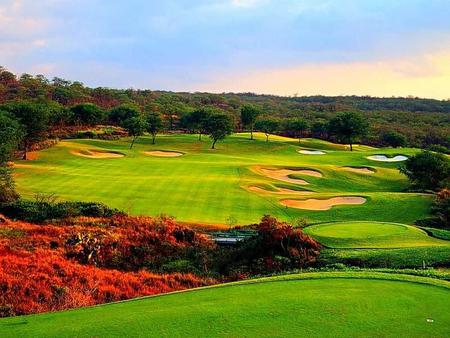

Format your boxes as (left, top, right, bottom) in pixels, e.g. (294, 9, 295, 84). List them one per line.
(1, 272, 449, 338)
(304, 221, 449, 248)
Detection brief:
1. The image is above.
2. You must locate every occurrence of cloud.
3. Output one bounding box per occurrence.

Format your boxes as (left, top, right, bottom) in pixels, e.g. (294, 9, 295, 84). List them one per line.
(194, 50, 450, 99)
(231, 0, 268, 8)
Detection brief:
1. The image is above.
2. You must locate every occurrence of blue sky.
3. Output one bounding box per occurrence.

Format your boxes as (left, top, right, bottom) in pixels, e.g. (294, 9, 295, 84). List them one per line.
(1, 0, 449, 98)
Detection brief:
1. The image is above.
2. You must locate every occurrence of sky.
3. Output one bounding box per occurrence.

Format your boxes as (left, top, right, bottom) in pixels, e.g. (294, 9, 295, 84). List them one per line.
(1, 0, 450, 99)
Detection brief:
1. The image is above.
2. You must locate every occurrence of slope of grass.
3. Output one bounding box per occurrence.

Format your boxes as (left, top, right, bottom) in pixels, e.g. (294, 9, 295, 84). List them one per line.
(14, 133, 426, 225)
(304, 221, 449, 248)
(1, 272, 449, 338)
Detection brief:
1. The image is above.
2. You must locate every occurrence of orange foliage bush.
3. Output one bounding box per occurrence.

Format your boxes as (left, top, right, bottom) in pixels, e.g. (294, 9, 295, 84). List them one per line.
(0, 215, 214, 316)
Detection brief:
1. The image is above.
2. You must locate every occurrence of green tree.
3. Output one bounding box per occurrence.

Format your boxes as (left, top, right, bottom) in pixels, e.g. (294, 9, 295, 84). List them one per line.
(255, 118, 279, 142)
(400, 151, 449, 191)
(283, 118, 309, 143)
(70, 103, 104, 126)
(240, 104, 261, 140)
(381, 131, 407, 148)
(122, 117, 147, 149)
(0, 111, 23, 164)
(328, 112, 368, 151)
(146, 112, 163, 144)
(109, 104, 141, 125)
(181, 108, 212, 141)
(204, 113, 233, 149)
(0, 102, 49, 159)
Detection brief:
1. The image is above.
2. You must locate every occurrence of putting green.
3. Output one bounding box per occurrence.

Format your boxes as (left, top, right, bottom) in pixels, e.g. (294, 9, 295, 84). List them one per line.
(13, 133, 430, 225)
(304, 221, 449, 248)
(1, 272, 449, 338)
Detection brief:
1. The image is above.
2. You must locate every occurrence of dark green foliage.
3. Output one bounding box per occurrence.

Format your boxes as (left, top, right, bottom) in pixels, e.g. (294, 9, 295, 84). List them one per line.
(400, 151, 450, 190)
(283, 118, 309, 142)
(255, 118, 279, 142)
(0, 102, 49, 159)
(204, 113, 233, 149)
(240, 104, 261, 140)
(146, 112, 163, 144)
(431, 189, 450, 228)
(180, 108, 211, 140)
(70, 103, 104, 126)
(0, 168, 19, 203)
(381, 131, 407, 148)
(0, 111, 23, 164)
(328, 112, 368, 151)
(109, 104, 141, 125)
(0, 199, 122, 223)
(122, 116, 147, 148)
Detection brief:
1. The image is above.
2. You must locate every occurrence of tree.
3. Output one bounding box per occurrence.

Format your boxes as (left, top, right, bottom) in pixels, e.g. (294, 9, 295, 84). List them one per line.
(0, 102, 49, 160)
(283, 118, 309, 143)
(311, 120, 328, 139)
(431, 189, 450, 228)
(181, 108, 212, 141)
(122, 117, 147, 149)
(0, 111, 23, 164)
(328, 112, 368, 151)
(240, 104, 261, 140)
(109, 104, 141, 125)
(381, 131, 406, 148)
(255, 118, 279, 142)
(400, 151, 449, 191)
(146, 112, 163, 144)
(204, 113, 233, 149)
(70, 103, 104, 126)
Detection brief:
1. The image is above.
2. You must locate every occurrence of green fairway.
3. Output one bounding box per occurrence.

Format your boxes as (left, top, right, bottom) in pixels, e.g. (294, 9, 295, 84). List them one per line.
(304, 221, 449, 248)
(1, 272, 449, 338)
(14, 133, 429, 225)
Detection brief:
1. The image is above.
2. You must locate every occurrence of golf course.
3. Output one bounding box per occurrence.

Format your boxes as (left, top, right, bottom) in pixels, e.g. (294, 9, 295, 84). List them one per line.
(13, 132, 429, 226)
(1, 272, 449, 337)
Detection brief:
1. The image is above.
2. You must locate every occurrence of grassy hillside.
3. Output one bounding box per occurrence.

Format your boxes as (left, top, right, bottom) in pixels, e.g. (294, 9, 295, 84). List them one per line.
(13, 132, 429, 225)
(1, 272, 449, 338)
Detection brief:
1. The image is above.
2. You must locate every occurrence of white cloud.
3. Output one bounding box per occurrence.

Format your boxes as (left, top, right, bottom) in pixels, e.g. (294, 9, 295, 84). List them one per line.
(231, 0, 268, 8)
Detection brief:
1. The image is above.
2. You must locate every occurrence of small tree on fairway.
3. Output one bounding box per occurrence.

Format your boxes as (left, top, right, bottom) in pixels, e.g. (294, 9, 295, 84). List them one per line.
(146, 112, 163, 144)
(109, 104, 141, 125)
(255, 118, 279, 142)
(283, 118, 309, 143)
(205, 114, 233, 149)
(240, 104, 261, 140)
(328, 112, 368, 151)
(122, 117, 147, 149)
(181, 108, 211, 141)
(381, 131, 407, 148)
(399, 151, 449, 191)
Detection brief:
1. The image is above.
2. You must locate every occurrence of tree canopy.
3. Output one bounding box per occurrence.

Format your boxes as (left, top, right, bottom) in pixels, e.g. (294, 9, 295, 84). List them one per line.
(328, 112, 368, 151)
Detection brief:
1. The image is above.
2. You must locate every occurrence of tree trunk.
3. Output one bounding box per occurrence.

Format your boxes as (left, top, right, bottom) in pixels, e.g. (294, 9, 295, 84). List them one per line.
(211, 139, 217, 149)
(266, 133, 269, 142)
(250, 125, 254, 140)
(198, 132, 202, 141)
(152, 134, 156, 144)
(22, 142, 28, 160)
(350, 143, 353, 151)
(130, 136, 136, 149)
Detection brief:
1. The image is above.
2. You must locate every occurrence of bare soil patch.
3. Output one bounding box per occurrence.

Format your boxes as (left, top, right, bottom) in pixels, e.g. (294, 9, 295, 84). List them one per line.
(298, 150, 326, 155)
(281, 196, 366, 210)
(254, 167, 322, 185)
(342, 166, 375, 174)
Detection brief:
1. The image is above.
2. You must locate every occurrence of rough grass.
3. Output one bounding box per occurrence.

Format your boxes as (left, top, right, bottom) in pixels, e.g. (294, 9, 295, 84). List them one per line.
(304, 221, 449, 248)
(0, 272, 449, 338)
(14, 133, 428, 225)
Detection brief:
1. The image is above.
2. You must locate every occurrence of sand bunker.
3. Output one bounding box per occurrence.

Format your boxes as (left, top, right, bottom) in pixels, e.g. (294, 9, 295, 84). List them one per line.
(281, 196, 366, 211)
(257, 168, 323, 185)
(248, 186, 313, 196)
(72, 149, 124, 159)
(367, 155, 408, 162)
(343, 166, 375, 174)
(144, 151, 184, 157)
(298, 150, 326, 155)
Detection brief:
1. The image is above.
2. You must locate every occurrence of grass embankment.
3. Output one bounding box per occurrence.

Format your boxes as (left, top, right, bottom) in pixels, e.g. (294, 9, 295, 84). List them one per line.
(14, 132, 428, 225)
(0, 272, 449, 338)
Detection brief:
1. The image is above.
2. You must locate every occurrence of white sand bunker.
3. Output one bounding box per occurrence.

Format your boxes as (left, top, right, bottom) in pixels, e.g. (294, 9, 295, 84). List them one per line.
(367, 155, 408, 162)
(257, 167, 323, 185)
(248, 186, 313, 196)
(298, 150, 326, 155)
(144, 151, 184, 157)
(281, 196, 366, 211)
(72, 149, 124, 159)
(343, 166, 375, 174)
